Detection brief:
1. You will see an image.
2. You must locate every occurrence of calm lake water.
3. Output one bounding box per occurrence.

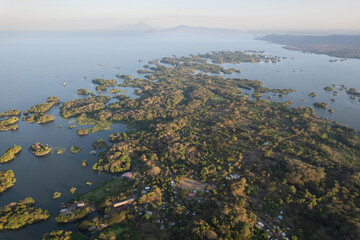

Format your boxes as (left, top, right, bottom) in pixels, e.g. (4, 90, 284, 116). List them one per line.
(0, 31, 359, 239)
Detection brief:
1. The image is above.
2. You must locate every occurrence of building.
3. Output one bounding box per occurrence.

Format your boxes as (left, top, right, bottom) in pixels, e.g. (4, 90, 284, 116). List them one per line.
(123, 172, 133, 179)
(255, 221, 265, 229)
(188, 193, 197, 197)
(113, 198, 135, 208)
(77, 202, 86, 208)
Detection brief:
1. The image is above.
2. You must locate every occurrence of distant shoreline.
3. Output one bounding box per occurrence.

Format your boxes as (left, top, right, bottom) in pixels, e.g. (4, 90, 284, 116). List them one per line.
(258, 34, 360, 59)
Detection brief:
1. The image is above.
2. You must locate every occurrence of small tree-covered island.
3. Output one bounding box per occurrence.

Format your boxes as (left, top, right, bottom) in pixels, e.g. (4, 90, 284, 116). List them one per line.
(1, 51, 360, 240)
(0, 145, 22, 163)
(0, 197, 50, 230)
(30, 143, 52, 157)
(0, 170, 16, 193)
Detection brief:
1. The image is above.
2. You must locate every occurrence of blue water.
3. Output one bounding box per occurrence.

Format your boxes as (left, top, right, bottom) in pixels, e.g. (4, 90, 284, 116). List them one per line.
(0, 31, 359, 240)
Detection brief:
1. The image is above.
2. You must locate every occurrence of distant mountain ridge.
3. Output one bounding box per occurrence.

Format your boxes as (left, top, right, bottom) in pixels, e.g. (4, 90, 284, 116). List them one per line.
(114, 21, 242, 35)
(115, 21, 154, 31)
(148, 25, 242, 35)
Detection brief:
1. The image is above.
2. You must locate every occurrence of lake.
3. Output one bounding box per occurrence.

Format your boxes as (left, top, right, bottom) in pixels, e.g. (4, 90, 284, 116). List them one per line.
(0, 31, 359, 239)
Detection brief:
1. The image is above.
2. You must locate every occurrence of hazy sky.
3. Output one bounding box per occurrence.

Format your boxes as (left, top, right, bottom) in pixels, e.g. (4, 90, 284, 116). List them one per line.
(0, 0, 359, 31)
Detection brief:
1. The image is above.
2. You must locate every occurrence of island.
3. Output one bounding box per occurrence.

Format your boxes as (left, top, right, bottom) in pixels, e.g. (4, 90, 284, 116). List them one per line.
(77, 88, 90, 95)
(60, 96, 110, 118)
(25, 97, 60, 114)
(0, 109, 21, 118)
(30, 143, 52, 156)
(0, 116, 18, 131)
(324, 86, 334, 91)
(42, 230, 88, 240)
(22, 113, 55, 124)
(77, 128, 89, 136)
(0, 145, 22, 163)
(313, 102, 328, 109)
(92, 79, 117, 93)
(92, 139, 107, 149)
(53, 192, 61, 199)
(0, 170, 16, 193)
(42, 230, 72, 240)
(0, 197, 50, 230)
(70, 145, 82, 154)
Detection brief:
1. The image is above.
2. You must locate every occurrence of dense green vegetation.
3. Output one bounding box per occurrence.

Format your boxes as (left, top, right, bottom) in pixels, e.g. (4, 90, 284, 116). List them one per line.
(77, 128, 89, 136)
(2, 50, 360, 239)
(30, 143, 52, 156)
(0, 145, 22, 163)
(0, 170, 16, 193)
(76, 113, 111, 133)
(346, 87, 360, 97)
(108, 88, 127, 94)
(77, 89, 90, 95)
(71, 52, 360, 239)
(26, 97, 59, 114)
(0, 197, 50, 230)
(0, 109, 21, 118)
(0, 116, 18, 131)
(60, 96, 110, 118)
(55, 207, 93, 223)
(23, 113, 55, 124)
(92, 79, 117, 93)
(324, 86, 334, 91)
(42, 230, 72, 240)
(70, 146, 82, 154)
(313, 102, 328, 109)
(42, 230, 88, 240)
(93, 139, 107, 149)
(53, 192, 61, 199)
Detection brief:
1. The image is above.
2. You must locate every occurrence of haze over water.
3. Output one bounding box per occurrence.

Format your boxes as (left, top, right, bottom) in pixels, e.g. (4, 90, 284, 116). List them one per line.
(0, 31, 360, 239)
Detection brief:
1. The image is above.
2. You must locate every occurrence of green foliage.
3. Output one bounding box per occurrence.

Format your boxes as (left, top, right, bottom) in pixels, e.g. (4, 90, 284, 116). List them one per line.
(93, 139, 107, 149)
(30, 143, 51, 156)
(77, 89, 90, 95)
(0, 197, 50, 230)
(42, 230, 73, 240)
(0, 116, 18, 131)
(138, 186, 163, 207)
(60, 96, 110, 118)
(53, 192, 61, 199)
(0, 109, 21, 118)
(23, 113, 55, 124)
(76, 113, 111, 133)
(0, 170, 16, 192)
(324, 86, 334, 91)
(27, 97, 59, 114)
(70, 146, 82, 154)
(0, 145, 22, 163)
(77, 128, 89, 136)
(313, 102, 328, 109)
(55, 207, 92, 223)
(42, 230, 72, 240)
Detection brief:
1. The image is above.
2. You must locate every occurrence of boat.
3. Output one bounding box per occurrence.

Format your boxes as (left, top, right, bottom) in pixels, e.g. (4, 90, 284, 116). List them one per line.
(90, 150, 97, 155)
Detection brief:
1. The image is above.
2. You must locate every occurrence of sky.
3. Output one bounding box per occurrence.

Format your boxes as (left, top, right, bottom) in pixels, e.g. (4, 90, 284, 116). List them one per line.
(0, 0, 359, 31)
